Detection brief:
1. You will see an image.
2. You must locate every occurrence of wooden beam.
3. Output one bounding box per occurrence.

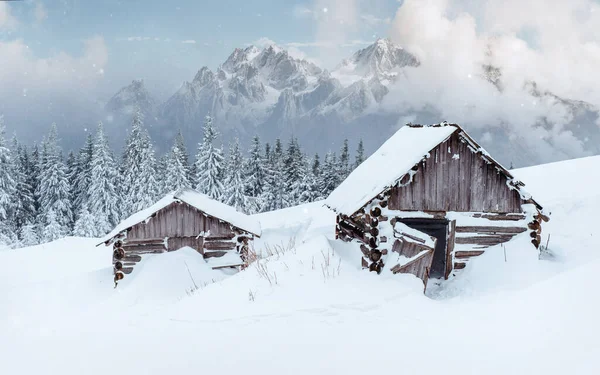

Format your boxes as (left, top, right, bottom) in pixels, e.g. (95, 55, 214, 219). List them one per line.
(203, 241, 237, 251)
(123, 238, 165, 246)
(455, 235, 514, 245)
(456, 226, 526, 234)
(454, 262, 466, 270)
(454, 250, 485, 259)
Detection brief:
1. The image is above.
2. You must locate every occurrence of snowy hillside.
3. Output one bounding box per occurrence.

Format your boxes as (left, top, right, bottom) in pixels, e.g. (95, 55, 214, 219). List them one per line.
(2, 155, 600, 374)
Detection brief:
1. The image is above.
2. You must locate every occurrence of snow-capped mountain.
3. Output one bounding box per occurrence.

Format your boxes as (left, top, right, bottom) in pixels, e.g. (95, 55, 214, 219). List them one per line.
(333, 38, 419, 84)
(102, 38, 600, 167)
(105, 79, 158, 117)
(155, 39, 419, 147)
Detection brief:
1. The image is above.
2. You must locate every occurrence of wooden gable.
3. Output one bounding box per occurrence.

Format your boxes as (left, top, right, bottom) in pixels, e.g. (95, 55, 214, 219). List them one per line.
(387, 131, 523, 213)
(126, 201, 239, 241)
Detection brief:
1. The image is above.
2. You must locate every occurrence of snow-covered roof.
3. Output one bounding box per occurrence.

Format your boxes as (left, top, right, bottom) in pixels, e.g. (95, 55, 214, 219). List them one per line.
(326, 122, 542, 216)
(326, 124, 457, 215)
(99, 189, 261, 245)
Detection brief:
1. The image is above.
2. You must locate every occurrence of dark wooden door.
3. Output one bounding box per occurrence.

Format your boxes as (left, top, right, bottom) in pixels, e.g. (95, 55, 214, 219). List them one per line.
(399, 218, 448, 279)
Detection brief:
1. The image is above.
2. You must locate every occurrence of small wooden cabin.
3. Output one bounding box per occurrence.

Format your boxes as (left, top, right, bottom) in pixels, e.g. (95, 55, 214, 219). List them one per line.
(98, 188, 261, 285)
(326, 122, 548, 287)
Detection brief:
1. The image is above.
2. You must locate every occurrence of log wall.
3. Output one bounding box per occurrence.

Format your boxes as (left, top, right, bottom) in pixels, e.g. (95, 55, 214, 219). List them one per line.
(388, 132, 523, 213)
(110, 201, 255, 286)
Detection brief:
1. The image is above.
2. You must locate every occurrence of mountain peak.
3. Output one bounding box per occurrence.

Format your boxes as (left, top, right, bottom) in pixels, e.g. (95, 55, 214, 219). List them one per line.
(105, 79, 157, 116)
(334, 38, 419, 81)
(193, 67, 215, 86)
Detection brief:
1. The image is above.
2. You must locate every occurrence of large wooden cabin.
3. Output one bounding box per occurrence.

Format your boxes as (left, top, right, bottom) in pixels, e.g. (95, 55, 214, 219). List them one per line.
(99, 188, 261, 286)
(326, 122, 548, 288)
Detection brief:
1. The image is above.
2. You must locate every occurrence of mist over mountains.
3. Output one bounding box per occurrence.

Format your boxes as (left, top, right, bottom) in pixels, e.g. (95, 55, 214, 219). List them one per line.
(5, 38, 600, 168)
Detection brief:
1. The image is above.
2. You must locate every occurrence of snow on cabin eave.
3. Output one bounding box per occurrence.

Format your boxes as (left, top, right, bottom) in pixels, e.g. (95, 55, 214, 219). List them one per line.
(326, 124, 458, 216)
(97, 190, 262, 247)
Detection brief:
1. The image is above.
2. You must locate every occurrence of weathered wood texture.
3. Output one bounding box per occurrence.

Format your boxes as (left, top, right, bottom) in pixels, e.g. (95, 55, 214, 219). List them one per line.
(167, 237, 204, 253)
(127, 201, 233, 240)
(387, 132, 523, 213)
(455, 226, 527, 234)
(390, 250, 435, 289)
(454, 250, 485, 259)
(445, 220, 456, 279)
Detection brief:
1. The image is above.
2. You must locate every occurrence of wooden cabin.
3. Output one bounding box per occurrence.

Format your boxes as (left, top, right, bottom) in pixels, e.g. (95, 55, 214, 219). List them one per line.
(326, 122, 548, 288)
(98, 188, 261, 286)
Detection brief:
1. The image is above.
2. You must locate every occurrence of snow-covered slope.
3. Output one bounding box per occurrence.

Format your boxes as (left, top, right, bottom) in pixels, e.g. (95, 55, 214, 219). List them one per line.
(2, 155, 600, 374)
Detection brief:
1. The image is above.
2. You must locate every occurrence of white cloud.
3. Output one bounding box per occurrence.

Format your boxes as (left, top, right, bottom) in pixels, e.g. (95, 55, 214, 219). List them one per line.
(181, 40, 197, 44)
(383, 0, 600, 161)
(0, 36, 108, 97)
(34, 2, 48, 23)
(0, 3, 18, 30)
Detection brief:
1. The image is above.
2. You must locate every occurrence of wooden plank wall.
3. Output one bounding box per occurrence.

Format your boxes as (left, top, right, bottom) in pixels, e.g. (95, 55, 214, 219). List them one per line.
(127, 201, 233, 241)
(388, 132, 523, 213)
(167, 237, 204, 253)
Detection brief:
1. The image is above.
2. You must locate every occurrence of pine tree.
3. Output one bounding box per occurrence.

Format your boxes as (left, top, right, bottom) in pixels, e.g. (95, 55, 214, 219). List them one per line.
(19, 221, 39, 247)
(245, 135, 266, 198)
(283, 137, 304, 206)
(338, 139, 350, 181)
(88, 122, 120, 235)
(0, 116, 18, 241)
(72, 134, 94, 218)
(73, 205, 97, 238)
(42, 208, 64, 243)
(0, 117, 19, 248)
(223, 138, 247, 212)
(164, 130, 191, 193)
(194, 115, 224, 200)
(321, 151, 340, 196)
(355, 139, 365, 169)
(36, 124, 73, 235)
(261, 138, 287, 211)
(121, 109, 160, 216)
(297, 156, 320, 204)
(10, 136, 35, 234)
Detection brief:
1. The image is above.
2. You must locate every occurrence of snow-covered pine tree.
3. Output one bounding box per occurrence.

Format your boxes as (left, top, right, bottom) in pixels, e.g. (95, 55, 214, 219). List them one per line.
(164, 130, 191, 193)
(0, 116, 18, 247)
(156, 153, 169, 196)
(19, 221, 39, 247)
(297, 155, 320, 204)
(311, 153, 326, 201)
(261, 138, 287, 211)
(338, 139, 350, 181)
(42, 208, 65, 243)
(320, 151, 340, 197)
(223, 138, 248, 212)
(283, 137, 305, 206)
(194, 115, 224, 200)
(72, 134, 94, 219)
(355, 139, 365, 169)
(88, 122, 120, 236)
(11, 136, 35, 234)
(36, 124, 73, 236)
(73, 204, 97, 238)
(244, 135, 267, 213)
(121, 109, 160, 216)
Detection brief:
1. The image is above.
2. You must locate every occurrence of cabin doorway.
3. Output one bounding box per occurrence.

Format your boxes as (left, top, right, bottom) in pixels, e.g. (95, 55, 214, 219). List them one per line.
(398, 218, 449, 279)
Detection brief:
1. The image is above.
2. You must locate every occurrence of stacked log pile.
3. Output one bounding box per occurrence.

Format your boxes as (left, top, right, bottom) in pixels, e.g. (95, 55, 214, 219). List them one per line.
(336, 192, 393, 274)
(528, 211, 549, 249)
(112, 237, 166, 287)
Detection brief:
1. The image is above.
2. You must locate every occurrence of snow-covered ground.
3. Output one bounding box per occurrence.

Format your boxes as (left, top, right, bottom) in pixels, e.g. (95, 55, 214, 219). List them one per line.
(2, 156, 600, 374)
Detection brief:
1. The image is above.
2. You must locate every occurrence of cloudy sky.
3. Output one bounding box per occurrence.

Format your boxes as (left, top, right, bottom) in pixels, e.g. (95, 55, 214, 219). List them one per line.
(0, 0, 396, 100)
